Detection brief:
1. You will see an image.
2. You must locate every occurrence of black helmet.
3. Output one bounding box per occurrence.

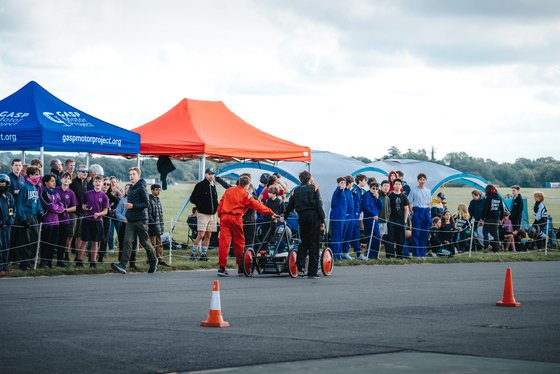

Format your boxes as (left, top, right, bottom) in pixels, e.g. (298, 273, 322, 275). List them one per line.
(0, 174, 11, 194)
(260, 173, 270, 185)
(527, 226, 538, 239)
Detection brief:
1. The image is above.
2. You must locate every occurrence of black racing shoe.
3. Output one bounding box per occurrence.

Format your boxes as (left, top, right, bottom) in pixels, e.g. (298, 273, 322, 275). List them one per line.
(217, 266, 229, 277)
(238, 268, 244, 276)
(75, 260, 84, 268)
(199, 254, 209, 262)
(158, 261, 170, 267)
(189, 254, 198, 261)
(89, 261, 97, 268)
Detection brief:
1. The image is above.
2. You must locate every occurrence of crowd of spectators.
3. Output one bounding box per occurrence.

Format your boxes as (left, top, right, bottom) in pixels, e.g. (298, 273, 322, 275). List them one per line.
(0, 156, 167, 275)
(0, 157, 554, 276)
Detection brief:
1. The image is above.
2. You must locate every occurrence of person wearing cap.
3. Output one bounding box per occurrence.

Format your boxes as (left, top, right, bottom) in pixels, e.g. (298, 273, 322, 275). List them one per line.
(430, 192, 446, 219)
(189, 167, 220, 261)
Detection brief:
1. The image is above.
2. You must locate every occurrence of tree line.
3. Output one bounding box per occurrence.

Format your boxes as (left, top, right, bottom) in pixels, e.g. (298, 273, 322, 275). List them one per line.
(352, 147, 560, 188)
(1, 148, 558, 187)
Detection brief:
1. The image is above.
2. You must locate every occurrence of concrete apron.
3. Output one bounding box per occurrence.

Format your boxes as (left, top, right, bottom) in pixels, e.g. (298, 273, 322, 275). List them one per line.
(184, 351, 560, 374)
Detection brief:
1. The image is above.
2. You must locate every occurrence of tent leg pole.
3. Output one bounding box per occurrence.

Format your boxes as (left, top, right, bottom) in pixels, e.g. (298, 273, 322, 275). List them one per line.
(40, 147, 44, 175)
(86, 153, 90, 170)
(200, 156, 206, 180)
(169, 218, 173, 265)
(137, 154, 141, 169)
(21, 150, 26, 164)
(173, 197, 191, 230)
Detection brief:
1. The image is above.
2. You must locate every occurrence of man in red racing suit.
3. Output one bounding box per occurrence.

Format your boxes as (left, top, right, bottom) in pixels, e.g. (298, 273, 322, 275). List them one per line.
(217, 175, 277, 276)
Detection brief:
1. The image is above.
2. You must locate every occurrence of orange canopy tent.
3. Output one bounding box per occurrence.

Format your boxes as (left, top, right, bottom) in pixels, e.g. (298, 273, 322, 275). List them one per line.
(132, 98, 311, 163)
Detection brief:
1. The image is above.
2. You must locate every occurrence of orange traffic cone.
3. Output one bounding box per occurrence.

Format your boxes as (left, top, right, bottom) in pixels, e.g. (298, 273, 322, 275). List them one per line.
(496, 268, 520, 307)
(201, 280, 230, 327)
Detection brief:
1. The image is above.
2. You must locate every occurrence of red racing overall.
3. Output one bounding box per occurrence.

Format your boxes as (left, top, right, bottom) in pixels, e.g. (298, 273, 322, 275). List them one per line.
(217, 185, 275, 267)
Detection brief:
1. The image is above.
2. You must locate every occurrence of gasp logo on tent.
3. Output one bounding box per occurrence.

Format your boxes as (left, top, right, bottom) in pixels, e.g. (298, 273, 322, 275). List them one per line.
(43, 111, 94, 128)
(0, 111, 29, 126)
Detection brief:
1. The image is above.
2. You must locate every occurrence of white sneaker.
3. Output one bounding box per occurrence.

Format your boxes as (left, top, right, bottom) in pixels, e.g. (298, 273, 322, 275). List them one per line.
(341, 253, 354, 260)
(358, 254, 368, 261)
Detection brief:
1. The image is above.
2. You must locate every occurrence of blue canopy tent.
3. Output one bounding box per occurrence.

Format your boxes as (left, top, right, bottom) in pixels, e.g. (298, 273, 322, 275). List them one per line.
(0, 81, 140, 166)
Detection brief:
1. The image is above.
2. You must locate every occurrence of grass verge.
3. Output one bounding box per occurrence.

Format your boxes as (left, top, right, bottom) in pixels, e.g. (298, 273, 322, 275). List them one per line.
(2, 248, 559, 278)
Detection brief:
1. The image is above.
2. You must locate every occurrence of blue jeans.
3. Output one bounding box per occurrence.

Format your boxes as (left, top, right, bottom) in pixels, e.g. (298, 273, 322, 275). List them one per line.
(109, 219, 121, 251)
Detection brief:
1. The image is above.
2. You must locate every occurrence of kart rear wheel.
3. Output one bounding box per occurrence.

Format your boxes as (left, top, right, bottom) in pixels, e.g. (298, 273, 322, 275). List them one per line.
(242, 248, 255, 277)
(288, 248, 298, 278)
(321, 247, 333, 276)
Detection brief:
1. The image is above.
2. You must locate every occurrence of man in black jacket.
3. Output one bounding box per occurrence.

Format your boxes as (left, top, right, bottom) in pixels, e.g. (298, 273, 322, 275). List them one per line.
(189, 168, 219, 261)
(510, 185, 524, 231)
(111, 167, 158, 274)
(281, 171, 325, 279)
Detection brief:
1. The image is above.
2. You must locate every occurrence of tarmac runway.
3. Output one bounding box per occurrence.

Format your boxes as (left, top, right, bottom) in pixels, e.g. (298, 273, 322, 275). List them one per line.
(1, 262, 559, 373)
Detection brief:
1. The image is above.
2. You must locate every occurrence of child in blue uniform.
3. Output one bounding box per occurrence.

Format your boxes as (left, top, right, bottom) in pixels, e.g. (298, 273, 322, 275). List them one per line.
(349, 174, 367, 259)
(361, 181, 383, 259)
(330, 177, 347, 260)
(341, 175, 355, 260)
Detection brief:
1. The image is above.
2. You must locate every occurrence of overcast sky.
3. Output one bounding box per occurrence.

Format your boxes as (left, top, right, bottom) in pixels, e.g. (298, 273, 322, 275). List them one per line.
(1, 0, 559, 163)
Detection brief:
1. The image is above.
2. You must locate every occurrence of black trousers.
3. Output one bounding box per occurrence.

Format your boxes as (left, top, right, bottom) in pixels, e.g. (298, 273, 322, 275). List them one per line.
(483, 219, 500, 252)
(388, 218, 405, 259)
(15, 214, 40, 268)
(40, 224, 59, 264)
(56, 223, 69, 261)
(297, 210, 320, 276)
(118, 222, 137, 264)
(244, 220, 256, 249)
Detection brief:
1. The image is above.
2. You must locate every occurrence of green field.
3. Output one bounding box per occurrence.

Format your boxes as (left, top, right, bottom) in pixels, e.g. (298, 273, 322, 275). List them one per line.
(160, 184, 560, 246)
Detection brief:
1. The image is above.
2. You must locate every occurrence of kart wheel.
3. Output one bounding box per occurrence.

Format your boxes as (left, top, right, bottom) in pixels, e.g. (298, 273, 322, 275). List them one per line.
(321, 247, 333, 276)
(242, 248, 255, 277)
(288, 248, 298, 278)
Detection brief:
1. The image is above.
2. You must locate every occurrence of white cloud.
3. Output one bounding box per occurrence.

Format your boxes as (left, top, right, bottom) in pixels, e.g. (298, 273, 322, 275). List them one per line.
(0, 0, 559, 164)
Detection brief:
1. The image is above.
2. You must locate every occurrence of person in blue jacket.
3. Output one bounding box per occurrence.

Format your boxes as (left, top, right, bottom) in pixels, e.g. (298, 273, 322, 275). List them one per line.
(349, 174, 367, 259)
(0, 174, 16, 275)
(329, 177, 347, 260)
(341, 175, 355, 260)
(14, 166, 44, 270)
(361, 181, 384, 259)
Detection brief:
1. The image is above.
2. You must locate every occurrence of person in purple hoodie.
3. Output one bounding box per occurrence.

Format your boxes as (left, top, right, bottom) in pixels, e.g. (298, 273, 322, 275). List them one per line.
(54, 172, 77, 267)
(76, 175, 109, 268)
(39, 174, 65, 269)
